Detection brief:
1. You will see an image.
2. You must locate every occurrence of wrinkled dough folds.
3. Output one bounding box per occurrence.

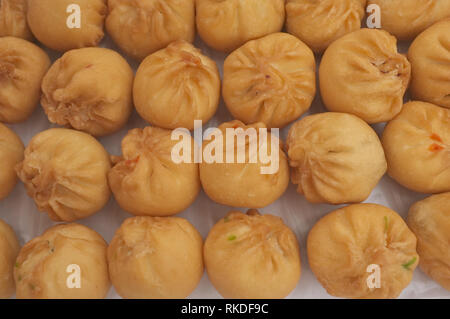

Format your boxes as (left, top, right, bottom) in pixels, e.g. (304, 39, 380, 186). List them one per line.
(108, 126, 200, 216)
(204, 210, 301, 299)
(199, 121, 290, 208)
(0, 0, 33, 40)
(319, 28, 411, 124)
(41, 47, 133, 137)
(223, 33, 316, 129)
(106, 0, 195, 60)
(408, 193, 450, 291)
(196, 0, 285, 52)
(409, 19, 450, 109)
(308, 204, 419, 299)
(27, 0, 107, 52)
(286, 112, 387, 204)
(367, 0, 450, 40)
(107, 216, 204, 298)
(0, 219, 20, 298)
(14, 223, 110, 299)
(0, 37, 50, 123)
(0, 123, 24, 200)
(16, 128, 111, 222)
(134, 41, 220, 130)
(382, 101, 450, 194)
(286, 0, 366, 53)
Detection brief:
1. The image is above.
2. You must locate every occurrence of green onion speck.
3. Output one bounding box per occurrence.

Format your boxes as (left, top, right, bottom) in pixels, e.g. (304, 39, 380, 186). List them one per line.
(228, 235, 237, 241)
(402, 257, 417, 270)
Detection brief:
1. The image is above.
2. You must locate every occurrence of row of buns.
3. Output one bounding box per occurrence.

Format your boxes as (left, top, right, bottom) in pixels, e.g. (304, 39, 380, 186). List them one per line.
(1, 196, 449, 299)
(1, 97, 449, 221)
(2, 0, 450, 54)
(1, 19, 450, 132)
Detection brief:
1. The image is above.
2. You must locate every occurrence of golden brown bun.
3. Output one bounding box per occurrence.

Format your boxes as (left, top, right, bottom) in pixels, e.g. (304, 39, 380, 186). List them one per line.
(407, 193, 450, 291)
(27, 0, 106, 52)
(16, 128, 111, 222)
(0, 0, 33, 40)
(106, 0, 195, 61)
(204, 209, 301, 299)
(367, 0, 450, 41)
(41, 47, 133, 137)
(409, 19, 450, 109)
(134, 41, 220, 130)
(0, 124, 24, 200)
(199, 120, 289, 208)
(286, 0, 366, 53)
(286, 112, 387, 204)
(319, 28, 411, 124)
(308, 203, 419, 299)
(108, 126, 200, 216)
(382, 101, 450, 194)
(0, 36, 50, 123)
(196, 0, 285, 52)
(108, 216, 203, 298)
(0, 219, 20, 298)
(223, 33, 316, 129)
(14, 223, 110, 299)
